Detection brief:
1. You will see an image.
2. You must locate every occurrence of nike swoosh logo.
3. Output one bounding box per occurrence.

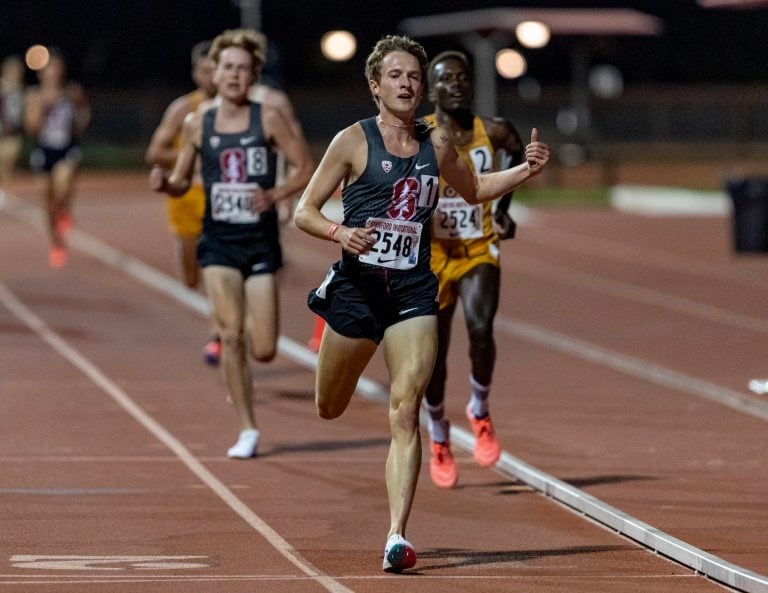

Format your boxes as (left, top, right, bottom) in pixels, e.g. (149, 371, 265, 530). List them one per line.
(399, 307, 419, 315)
(377, 256, 397, 264)
(240, 136, 257, 145)
(415, 163, 430, 170)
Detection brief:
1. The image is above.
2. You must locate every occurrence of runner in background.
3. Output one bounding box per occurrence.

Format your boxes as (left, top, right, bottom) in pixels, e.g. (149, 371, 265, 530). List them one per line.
(25, 48, 90, 269)
(150, 28, 314, 459)
(423, 50, 524, 489)
(145, 41, 221, 364)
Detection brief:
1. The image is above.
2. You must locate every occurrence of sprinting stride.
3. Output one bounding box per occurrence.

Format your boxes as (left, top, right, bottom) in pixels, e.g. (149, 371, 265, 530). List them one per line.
(150, 29, 313, 459)
(294, 34, 549, 573)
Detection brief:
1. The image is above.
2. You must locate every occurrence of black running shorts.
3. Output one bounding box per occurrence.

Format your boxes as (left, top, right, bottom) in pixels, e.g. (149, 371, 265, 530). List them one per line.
(197, 234, 282, 278)
(30, 145, 81, 172)
(307, 260, 439, 344)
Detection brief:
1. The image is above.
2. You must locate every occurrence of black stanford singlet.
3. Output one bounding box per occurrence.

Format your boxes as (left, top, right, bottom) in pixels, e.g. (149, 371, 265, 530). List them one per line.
(340, 117, 440, 275)
(200, 102, 278, 243)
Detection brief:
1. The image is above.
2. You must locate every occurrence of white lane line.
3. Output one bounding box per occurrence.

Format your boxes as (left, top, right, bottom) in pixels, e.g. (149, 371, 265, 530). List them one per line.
(0, 573, 700, 583)
(0, 281, 353, 593)
(506, 253, 768, 334)
(3, 191, 767, 591)
(495, 316, 768, 422)
(526, 227, 768, 290)
(10, 555, 208, 570)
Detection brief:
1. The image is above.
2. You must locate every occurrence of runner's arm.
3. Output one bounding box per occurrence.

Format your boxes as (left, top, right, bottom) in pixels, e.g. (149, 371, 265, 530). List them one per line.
(148, 112, 200, 196)
(436, 126, 548, 205)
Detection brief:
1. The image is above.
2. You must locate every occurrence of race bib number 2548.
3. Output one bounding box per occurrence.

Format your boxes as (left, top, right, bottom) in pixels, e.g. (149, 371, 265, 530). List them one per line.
(358, 217, 422, 270)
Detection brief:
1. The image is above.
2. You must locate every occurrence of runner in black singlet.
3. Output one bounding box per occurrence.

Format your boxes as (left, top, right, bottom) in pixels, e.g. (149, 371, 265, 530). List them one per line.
(150, 29, 314, 460)
(294, 34, 550, 574)
(24, 49, 90, 268)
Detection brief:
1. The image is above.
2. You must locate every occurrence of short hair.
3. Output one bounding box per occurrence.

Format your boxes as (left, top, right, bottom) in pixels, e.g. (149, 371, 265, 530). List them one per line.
(191, 40, 212, 67)
(364, 35, 428, 108)
(427, 50, 471, 87)
(365, 35, 428, 85)
(209, 28, 267, 76)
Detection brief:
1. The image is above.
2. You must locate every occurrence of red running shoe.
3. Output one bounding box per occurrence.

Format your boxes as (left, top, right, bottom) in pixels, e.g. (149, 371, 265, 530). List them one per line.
(429, 439, 458, 489)
(465, 404, 501, 467)
(202, 336, 221, 366)
(49, 245, 68, 269)
(56, 211, 73, 237)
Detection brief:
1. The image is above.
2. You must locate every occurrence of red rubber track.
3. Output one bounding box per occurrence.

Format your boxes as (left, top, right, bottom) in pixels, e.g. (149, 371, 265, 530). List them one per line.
(1, 171, 766, 593)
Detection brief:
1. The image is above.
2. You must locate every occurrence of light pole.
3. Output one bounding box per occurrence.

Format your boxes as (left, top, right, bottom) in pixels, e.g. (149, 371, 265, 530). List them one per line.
(231, 0, 261, 30)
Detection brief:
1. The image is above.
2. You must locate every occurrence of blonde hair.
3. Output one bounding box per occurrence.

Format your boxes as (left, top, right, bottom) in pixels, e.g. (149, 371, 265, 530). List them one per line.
(209, 28, 267, 76)
(364, 35, 428, 108)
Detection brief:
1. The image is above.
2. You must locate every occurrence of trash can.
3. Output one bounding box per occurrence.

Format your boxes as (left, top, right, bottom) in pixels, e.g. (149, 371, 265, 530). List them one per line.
(726, 177, 768, 253)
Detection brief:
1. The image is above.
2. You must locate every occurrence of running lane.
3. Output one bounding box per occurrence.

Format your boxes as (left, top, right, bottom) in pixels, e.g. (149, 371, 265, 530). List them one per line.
(0, 172, 759, 593)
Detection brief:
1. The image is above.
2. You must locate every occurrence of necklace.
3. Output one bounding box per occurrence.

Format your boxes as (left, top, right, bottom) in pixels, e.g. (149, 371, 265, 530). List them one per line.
(377, 115, 412, 130)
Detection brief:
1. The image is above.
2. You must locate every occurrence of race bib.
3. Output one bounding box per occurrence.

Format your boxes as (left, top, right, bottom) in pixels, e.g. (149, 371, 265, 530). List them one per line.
(210, 182, 260, 224)
(358, 217, 421, 270)
(433, 197, 483, 239)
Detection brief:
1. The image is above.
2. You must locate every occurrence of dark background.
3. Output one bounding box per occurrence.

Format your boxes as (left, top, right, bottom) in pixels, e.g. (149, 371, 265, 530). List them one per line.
(2, 0, 767, 89)
(2, 0, 767, 166)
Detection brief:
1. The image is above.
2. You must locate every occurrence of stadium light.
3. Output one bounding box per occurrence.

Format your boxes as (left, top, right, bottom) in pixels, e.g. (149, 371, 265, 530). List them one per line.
(516, 21, 551, 48)
(588, 64, 624, 98)
(400, 8, 662, 121)
(25, 45, 50, 71)
(496, 49, 527, 79)
(321, 30, 357, 62)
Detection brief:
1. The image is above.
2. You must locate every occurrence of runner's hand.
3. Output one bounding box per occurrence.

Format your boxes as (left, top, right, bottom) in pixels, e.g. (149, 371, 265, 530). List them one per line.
(525, 128, 549, 175)
(494, 209, 516, 240)
(335, 226, 376, 255)
(149, 165, 167, 192)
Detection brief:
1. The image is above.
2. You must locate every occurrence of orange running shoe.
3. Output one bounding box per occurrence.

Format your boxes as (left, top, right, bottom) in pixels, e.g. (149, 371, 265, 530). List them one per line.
(465, 404, 501, 467)
(56, 211, 73, 237)
(429, 439, 458, 489)
(48, 245, 68, 269)
(202, 336, 221, 366)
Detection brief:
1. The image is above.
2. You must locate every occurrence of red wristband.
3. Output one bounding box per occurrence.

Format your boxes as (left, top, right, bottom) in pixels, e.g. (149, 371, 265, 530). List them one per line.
(327, 223, 340, 241)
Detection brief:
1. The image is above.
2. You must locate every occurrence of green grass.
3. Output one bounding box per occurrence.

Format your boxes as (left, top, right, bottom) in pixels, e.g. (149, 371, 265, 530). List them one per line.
(15, 141, 148, 171)
(80, 143, 147, 169)
(15, 139, 613, 209)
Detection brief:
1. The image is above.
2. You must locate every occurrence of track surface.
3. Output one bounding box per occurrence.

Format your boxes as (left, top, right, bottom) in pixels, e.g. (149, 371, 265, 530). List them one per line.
(1, 172, 767, 593)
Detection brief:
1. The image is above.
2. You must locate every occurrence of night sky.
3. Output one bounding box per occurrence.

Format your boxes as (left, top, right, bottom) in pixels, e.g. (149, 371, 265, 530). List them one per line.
(2, 0, 768, 91)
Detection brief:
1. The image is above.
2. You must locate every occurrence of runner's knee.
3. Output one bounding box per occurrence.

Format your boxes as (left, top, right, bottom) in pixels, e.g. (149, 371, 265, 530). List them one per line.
(316, 395, 344, 419)
(389, 395, 420, 434)
(250, 344, 276, 363)
(219, 331, 244, 354)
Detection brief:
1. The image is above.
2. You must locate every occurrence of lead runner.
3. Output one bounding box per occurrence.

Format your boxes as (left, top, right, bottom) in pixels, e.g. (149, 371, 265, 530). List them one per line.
(293, 34, 549, 573)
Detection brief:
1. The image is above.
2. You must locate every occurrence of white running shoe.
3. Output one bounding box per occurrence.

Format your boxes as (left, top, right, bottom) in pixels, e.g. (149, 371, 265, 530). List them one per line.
(382, 534, 417, 573)
(227, 429, 260, 459)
